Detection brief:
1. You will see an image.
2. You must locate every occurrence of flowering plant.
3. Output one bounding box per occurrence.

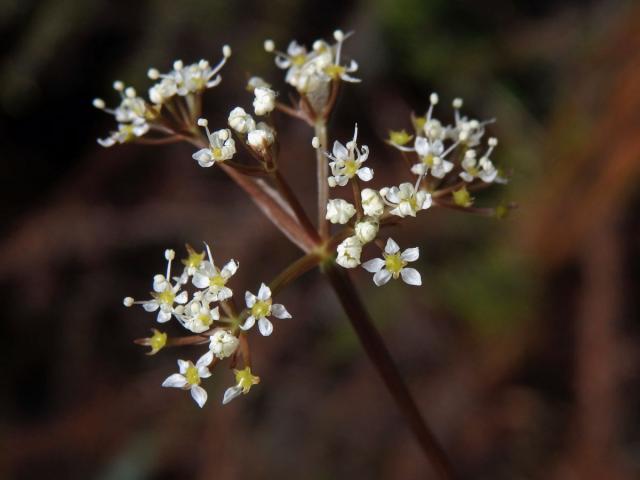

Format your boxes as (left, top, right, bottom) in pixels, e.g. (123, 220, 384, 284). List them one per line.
(95, 29, 511, 478)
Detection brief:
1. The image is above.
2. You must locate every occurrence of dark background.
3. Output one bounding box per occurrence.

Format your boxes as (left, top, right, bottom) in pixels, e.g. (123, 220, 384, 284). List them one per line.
(1, 0, 640, 478)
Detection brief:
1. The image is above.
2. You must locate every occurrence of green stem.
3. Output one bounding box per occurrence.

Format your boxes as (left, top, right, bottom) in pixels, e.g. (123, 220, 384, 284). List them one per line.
(315, 121, 329, 239)
(324, 263, 456, 480)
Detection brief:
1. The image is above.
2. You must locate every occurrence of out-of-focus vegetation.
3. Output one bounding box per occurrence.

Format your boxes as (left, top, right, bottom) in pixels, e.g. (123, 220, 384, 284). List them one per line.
(1, 0, 639, 479)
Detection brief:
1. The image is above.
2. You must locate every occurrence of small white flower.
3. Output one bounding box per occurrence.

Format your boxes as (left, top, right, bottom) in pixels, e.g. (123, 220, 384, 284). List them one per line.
(361, 188, 385, 217)
(410, 136, 453, 179)
(326, 199, 356, 224)
(336, 236, 363, 269)
(241, 283, 291, 336)
(362, 238, 422, 287)
(380, 182, 432, 218)
(326, 124, 372, 187)
(192, 243, 239, 302)
(179, 299, 220, 333)
(124, 249, 188, 323)
(94, 82, 150, 146)
(222, 366, 260, 405)
(459, 139, 498, 183)
(192, 120, 236, 167)
(253, 86, 276, 116)
(247, 126, 275, 153)
(162, 351, 213, 408)
(228, 107, 256, 134)
(97, 122, 150, 147)
(354, 217, 379, 244)
(209, 329, 239, 359)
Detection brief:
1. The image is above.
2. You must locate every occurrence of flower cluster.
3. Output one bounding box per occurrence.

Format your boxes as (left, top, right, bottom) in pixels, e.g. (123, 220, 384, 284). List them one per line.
(124, 245, 291, 407)
(94, 46, 231, 148)
(264, 29, 359, 110)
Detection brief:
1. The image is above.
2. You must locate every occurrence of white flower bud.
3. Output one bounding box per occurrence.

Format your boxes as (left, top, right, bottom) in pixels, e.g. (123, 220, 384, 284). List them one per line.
(228, 107, 256, 134)
(336, 236, 363, 269)
(355, 218, 379, 243)
(209, 329, 239, 359)
(253, 86, 276, 116)
(361, 188, 385, 217)
(247, 128, 274, 153)
(326, 199, 356, 224)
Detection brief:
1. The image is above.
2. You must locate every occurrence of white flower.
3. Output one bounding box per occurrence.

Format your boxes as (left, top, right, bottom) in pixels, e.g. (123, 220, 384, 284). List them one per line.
(241, 283, 291, 336)
(362, 238, 422, 287)
(192, 243, 239, 302)
(326, 124, 372, 187)
(222, 366, 260, 405)
(326, 199, 356, 224)
(447, 100, 492, 147)
(354, 218, 379, 243)
(380, 182, 432, 218)
(209, 329, 239, 359)
(247, 76, 271, 92)
(162, 351, 213, 408)
(253, 86, 276, 116)
(179, 298, 220, 333)
(459, 139, 498, 183)
(361, 188, 385, 217)
(124, 249, 188, 323)
(410, 136, 453, 179)
(192, 119, 236, 167)
(336, 235, 363, 268)
(247, 125, 275, 153)
(228, 107, 256, 134)
(97, 122, 149, 147)
(94, 82, 150, 147)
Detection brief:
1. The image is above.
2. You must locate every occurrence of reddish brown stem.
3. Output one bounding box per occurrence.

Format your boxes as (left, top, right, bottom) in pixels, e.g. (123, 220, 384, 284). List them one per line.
(324, 263, 456, 480)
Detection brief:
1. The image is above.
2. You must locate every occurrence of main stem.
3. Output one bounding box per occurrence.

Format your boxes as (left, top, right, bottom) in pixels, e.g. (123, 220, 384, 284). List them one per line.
(324, 263, 456, 480)
(315, 121, 329, 238)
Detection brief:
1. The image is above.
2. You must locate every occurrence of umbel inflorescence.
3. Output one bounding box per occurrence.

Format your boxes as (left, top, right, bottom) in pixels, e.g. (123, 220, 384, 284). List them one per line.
(96, 30, 510, 409)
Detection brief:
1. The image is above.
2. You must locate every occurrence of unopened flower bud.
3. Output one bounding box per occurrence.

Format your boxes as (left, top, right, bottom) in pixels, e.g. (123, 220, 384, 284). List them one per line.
(253, 86, 276, 116)
(361, 188, 385, 217)
(326, 199, 356, 224)
(228, 107, 256, 133)
(355, 218, 379, 243)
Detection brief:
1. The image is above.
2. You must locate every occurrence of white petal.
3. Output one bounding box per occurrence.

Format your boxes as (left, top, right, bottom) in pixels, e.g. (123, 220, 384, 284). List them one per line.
(162, 373, 188, 389)
(221, 259, 239, 277)
(157, 310, 172, 323)
(357, 167, 373, 182)
(332, 140, 348, 160)
(373, 269, 392, 286)
(240, 316, 255, 331)
(257, 283, 271, 301)
(414, 136, 429, 156)
(258, 317, 274, 336)
(401, 247, 420, 262)
(222, 385, 242, 405)
(192, 148, 212, 162)
(177, 359, 190, 373)
(192, 272, 209, 289)
(217, 287, 233, 301)
(197, 351, 214, 368)
(385, 238, 400, 254)
(175, 291, 188, 304)
(362, 258, 385, 273)
(271, 303, 291, 319)
(190, 385, 208, 408)
(142, 301, 159, 312)
(245, 291, 256, 308)
(401, 268, 422, 286)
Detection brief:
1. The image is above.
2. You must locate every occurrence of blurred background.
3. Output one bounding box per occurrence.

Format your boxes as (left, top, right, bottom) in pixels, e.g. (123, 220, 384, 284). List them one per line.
(1, 0, 640, 478)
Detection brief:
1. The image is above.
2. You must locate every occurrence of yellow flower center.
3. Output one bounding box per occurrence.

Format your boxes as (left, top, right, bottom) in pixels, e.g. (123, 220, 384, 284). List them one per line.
(209, 274, 226, 288)
(251, 299, 272, 319)
(149, 329, 167, 355)
(182, 245, 205, 269)
(384, 253, 406, 277)
(292, 54, 307, 66)
(422, 154, 434, 167)
(235, 366, 260, 394)
(211, 147, 223, 159)
(389, 130, 413, 146)
(154, 288, 175, 306)
(185, 364, 200, 386)
(324, 64, 346, 78)
(198, 313, 212, 327)
(452, 186, 473, 207)
(343, 159, 358, 177)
